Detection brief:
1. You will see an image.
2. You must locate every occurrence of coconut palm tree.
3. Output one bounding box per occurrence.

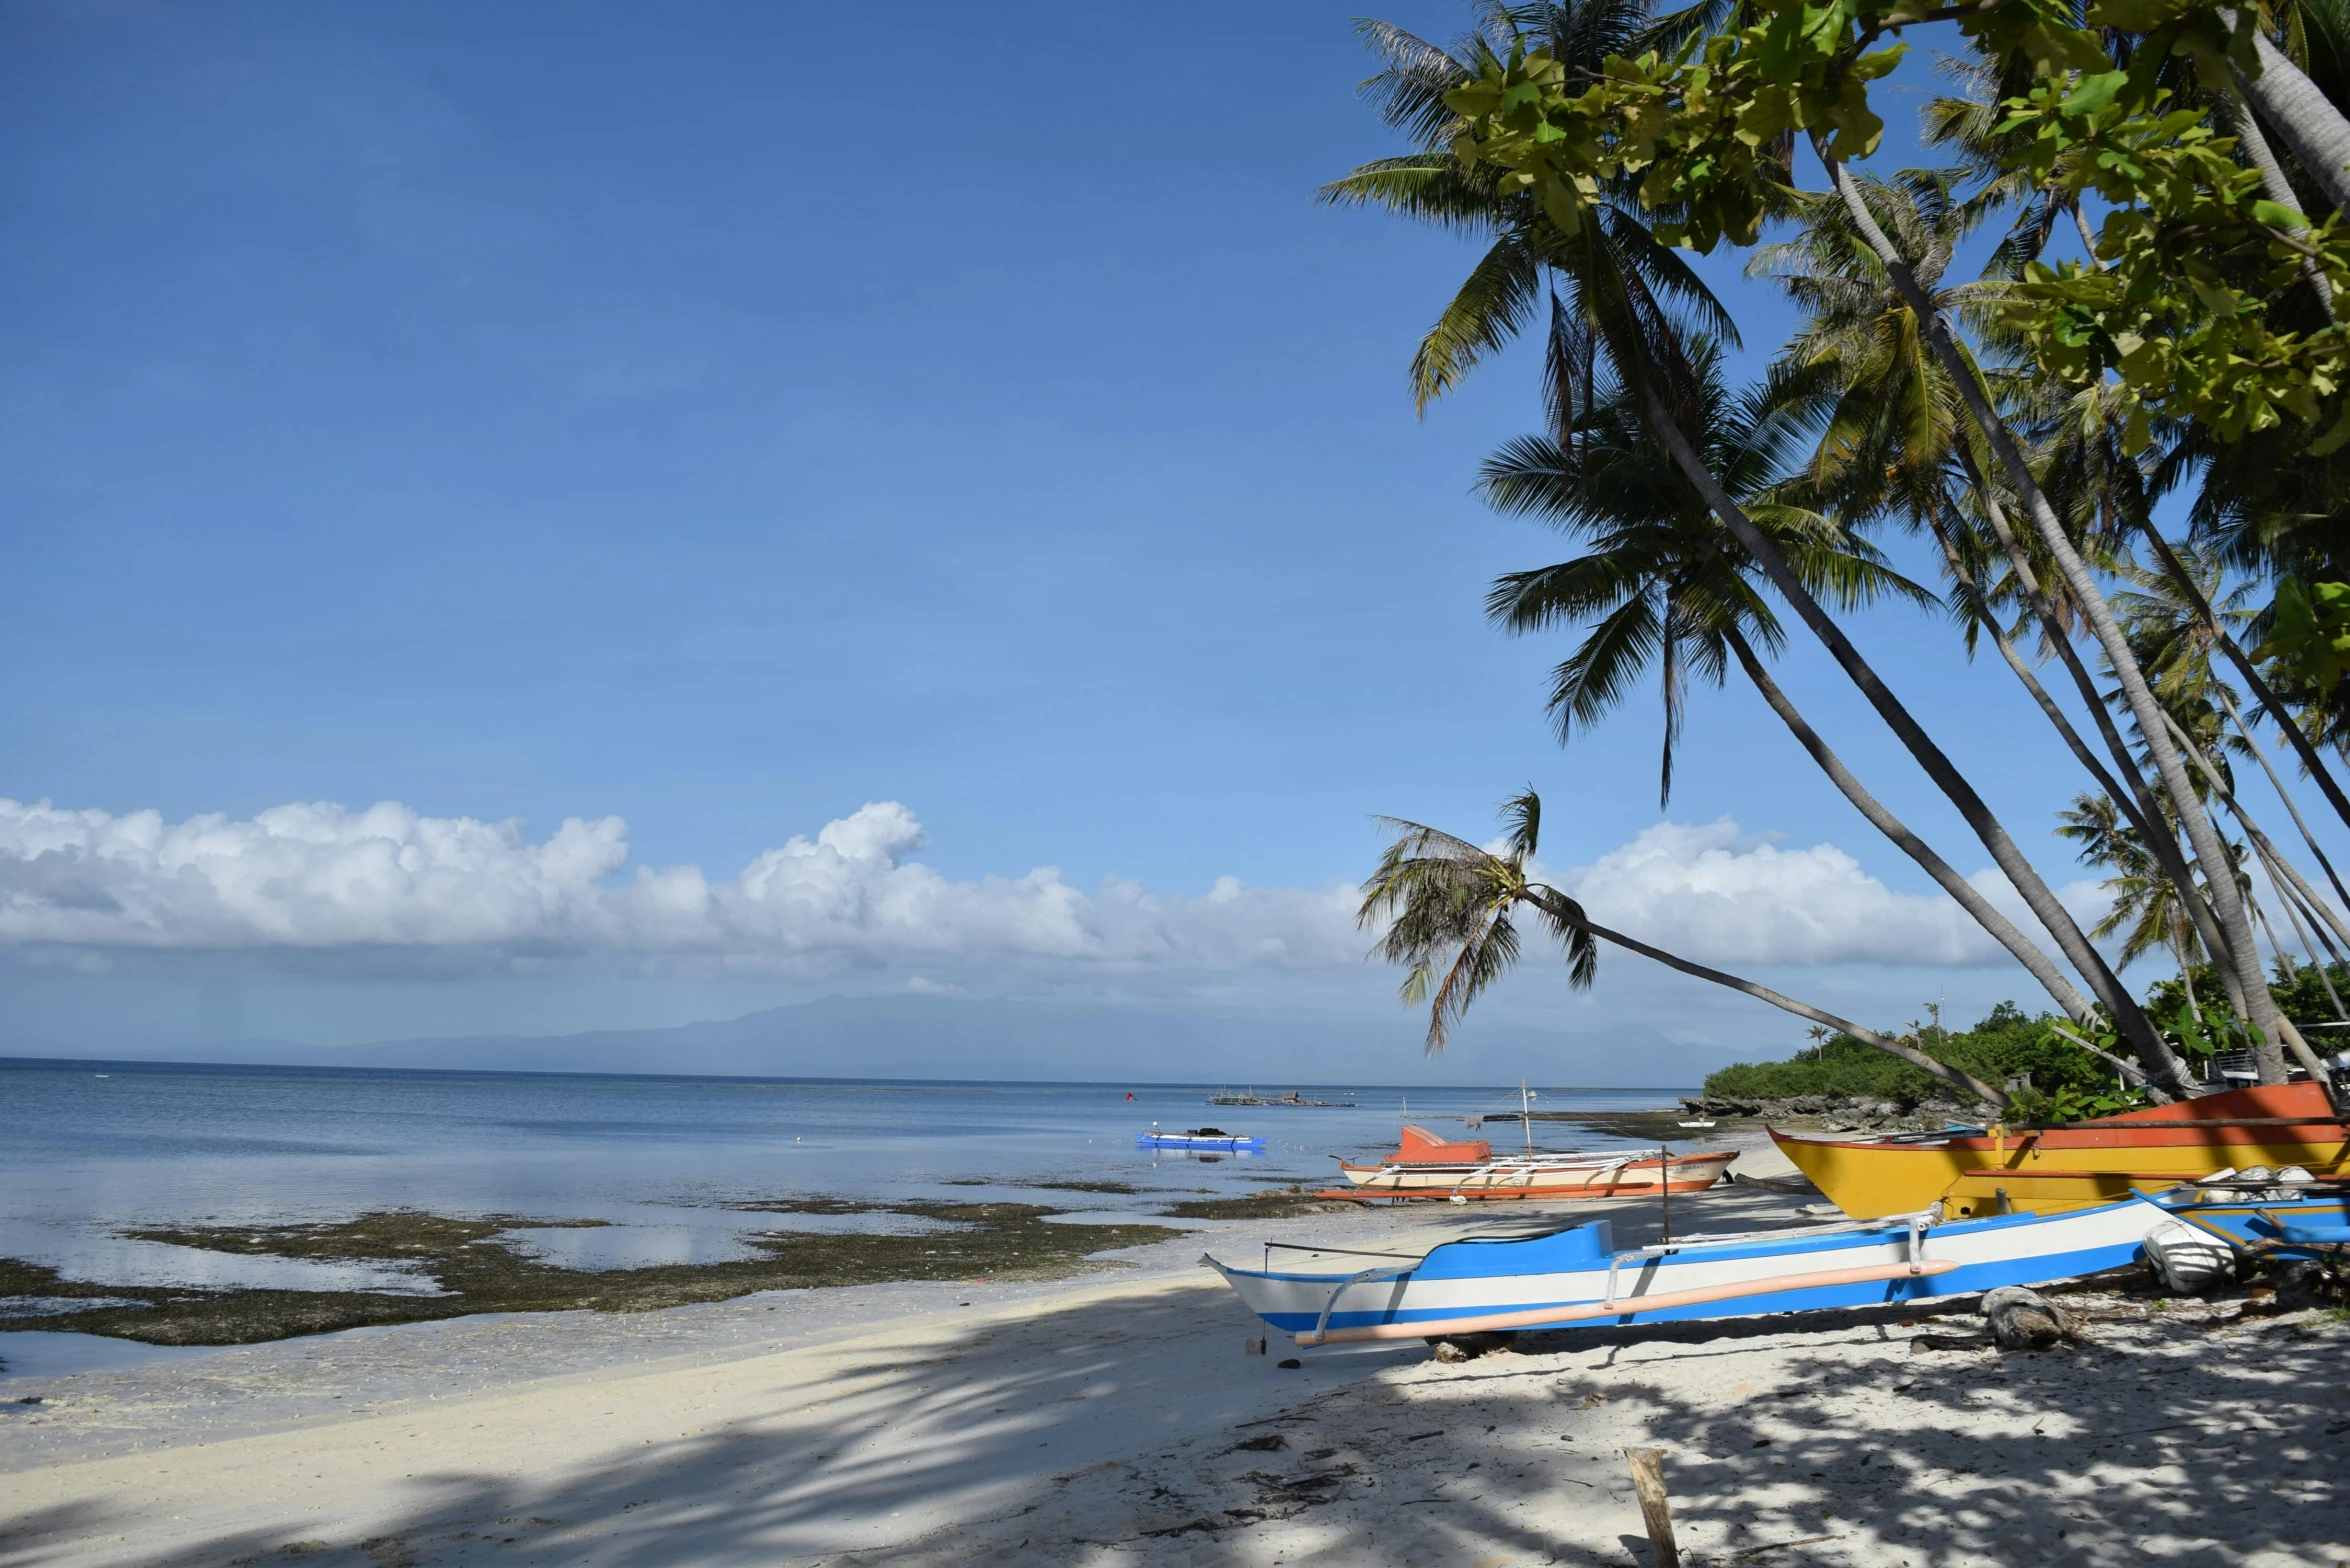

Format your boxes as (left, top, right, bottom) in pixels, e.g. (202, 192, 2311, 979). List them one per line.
(1480, 347, 2117, 1029)
(1740, 170, 2199, 1085)
(1805, 134, 2307, 1084)
(1322, 2, 1733, 438)
(2114, 545, 2350, 927)
(2094, 573, 2350, 1060)
(1338, 9, 2194, 1092)
(1360, 789, 2010, 1106)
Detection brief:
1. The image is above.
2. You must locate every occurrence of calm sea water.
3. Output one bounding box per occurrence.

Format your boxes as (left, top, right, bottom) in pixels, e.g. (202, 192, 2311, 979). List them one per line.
(0, 1057, 1686, 1295)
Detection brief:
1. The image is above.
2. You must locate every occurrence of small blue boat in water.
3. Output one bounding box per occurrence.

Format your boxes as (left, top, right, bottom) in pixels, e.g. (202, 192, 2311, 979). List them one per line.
(1208, 1193, 2176, 1346)
(1139, 1125, 1264, 1152)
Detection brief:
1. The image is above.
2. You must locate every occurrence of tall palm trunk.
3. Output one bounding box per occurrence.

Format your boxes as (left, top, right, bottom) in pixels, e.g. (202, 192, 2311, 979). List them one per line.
(2166, 712, 2350, 1018)
(1951, 454, 2185, 867)
(2209, 667, 2350, 921)
(2215, 82, 2337, 319)
(1722, 623, 2108, 1027)
(2171, 924, 2205, 1025)
(2135, 521, 2350, 839)
(1635, 382, 2189, 1093)
(2206, 749, 2350, 961)
(1818, 148, 2296, 1087)
(1539, 896, 2010, 1107)
(2236, 35, 2350, 217)
(2264, 850, 2350, 1019)
(1927, 507, 2162, 842)
(2161, 711, 2339, 1081)
(1950, 455, 2260, 1012)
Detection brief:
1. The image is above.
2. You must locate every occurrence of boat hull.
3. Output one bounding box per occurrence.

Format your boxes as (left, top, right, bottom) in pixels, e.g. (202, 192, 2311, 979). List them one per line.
(1327, 1150, 1734, 1201)
(1205, 1195, 2172, 1342)
(1773, 1083, 2350, 1219)
(2157, 1190, 2350, 1256)
(1138, 1135, 1264, 1151)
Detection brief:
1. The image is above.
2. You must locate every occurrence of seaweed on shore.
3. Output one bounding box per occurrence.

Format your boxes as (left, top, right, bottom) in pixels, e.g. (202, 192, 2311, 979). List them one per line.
(3, 1202, 1180, 1348)
(1162, 1187, 1352, 1220)
(918, 1180, 1148, 1195)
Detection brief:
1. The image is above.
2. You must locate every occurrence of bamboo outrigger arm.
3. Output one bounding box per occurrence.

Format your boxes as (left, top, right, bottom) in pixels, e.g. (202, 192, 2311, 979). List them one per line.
(1297, 1257, 1961, 1346)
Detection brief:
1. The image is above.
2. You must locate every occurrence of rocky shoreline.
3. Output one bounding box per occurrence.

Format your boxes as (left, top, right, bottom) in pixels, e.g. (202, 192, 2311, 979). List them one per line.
(1677, 1092, 1986, 1135)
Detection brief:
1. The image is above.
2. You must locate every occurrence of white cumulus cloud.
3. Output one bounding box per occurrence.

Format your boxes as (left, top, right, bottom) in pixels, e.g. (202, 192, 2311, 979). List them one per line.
(0, 797, 1363, 971)
(1557, 819, 2102, 968)
(0, 799, 2103, 977)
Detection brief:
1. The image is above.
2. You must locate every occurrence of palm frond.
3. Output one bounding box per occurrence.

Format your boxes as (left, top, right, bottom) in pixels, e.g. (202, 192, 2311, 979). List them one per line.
(1501, 786, 1542, 858)
(1410, 235, 1545, 412)
(1350, 19, 1471, 144)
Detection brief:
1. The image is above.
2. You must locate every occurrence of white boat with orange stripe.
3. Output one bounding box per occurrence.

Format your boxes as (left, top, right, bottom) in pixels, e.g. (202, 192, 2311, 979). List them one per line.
(1206, 1193, 2174, 1347)
(1324, 1124, 1736, 1202)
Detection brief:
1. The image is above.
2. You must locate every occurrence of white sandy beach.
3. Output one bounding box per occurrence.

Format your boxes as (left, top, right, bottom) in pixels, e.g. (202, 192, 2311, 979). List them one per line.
(5, 1157, 2348, 1568)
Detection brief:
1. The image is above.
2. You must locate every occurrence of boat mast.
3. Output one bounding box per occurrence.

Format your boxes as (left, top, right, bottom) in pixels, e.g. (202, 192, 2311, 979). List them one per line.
(1521, 1079, 1533, 1155)
(1659, 1135, 1672, 1244)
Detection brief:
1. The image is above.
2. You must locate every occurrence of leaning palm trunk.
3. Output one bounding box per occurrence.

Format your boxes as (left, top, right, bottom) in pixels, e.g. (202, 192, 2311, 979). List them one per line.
(1635, 382, 2189, 1093)
(2236, 34, 2350, 217)
(2230, 787, 2350, 968)
(2210, 668, 2350, 920)
(2161, 714, 2350, 1038)
(2264, 854, 2350, 1019)
(1951, 459, 2263, 1012)
(1928, 506, 2162, 843)
(1361, 804, 2012, 1110)
(1818, 146, 2294, 1087)
(1946, 458, 2267, 1034)
(2171, 924, 2205, 1024)
(2161, 711, 2339, 1082)
(1722, 622, 2105, 1027)
(1954, 452, 2182, 853)
(2135, 520, 2350, 841)
(1557, 900, 2010, 1109)
(2214, 83, 2336, 319)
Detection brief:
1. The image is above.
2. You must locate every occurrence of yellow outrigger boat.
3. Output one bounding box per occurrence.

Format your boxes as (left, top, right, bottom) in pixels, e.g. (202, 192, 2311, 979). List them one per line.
(1773, 1082, 2350, 1219)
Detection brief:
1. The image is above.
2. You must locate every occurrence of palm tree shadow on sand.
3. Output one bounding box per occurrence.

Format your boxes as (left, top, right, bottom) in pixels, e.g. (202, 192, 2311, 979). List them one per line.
(19, 1205, 2348, 1568)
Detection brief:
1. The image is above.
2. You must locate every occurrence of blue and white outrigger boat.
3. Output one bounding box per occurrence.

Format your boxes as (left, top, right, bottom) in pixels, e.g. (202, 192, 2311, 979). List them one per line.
(1207, 1193, 2177, 1347)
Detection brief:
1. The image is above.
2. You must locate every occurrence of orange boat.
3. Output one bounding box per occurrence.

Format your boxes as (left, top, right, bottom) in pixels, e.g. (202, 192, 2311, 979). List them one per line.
(1772, 1081, 2350, 1219)
(1320, 1123, 1736, 1203)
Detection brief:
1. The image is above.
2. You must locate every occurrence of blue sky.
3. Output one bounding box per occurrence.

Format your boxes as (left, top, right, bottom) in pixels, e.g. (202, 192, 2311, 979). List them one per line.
(1, 1, 2307, 1071)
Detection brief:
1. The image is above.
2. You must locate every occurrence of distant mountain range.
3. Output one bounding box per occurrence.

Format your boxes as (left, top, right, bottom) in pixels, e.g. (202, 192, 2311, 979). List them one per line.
(10, 993, 1746, 1088)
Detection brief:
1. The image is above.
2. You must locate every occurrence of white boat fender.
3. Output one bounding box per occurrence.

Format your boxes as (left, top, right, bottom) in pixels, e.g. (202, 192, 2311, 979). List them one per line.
(2144, 1221, 2238, 1296)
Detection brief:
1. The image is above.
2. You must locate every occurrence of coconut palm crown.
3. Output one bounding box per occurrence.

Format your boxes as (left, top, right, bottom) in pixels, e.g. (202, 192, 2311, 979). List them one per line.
(1480, 345, 1933, 804)
(1358, 789, 1595, 1052)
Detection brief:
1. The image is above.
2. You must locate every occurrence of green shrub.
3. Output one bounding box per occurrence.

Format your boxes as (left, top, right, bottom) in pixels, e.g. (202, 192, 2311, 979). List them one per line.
(1701, 1001, 2139, 1110)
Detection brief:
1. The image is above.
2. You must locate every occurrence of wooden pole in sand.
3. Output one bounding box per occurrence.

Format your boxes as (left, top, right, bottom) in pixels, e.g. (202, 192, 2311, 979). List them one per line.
(1624, 1447, 1679, 1567)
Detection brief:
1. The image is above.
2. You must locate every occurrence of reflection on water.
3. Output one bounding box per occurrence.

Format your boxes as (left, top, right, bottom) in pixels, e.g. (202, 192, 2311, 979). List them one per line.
(497, 1210, 967, 1271)
(0, 1059, 1680, 1292)
(0, 1328, 222, 1380)
(0, 1219, 447, 1294)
